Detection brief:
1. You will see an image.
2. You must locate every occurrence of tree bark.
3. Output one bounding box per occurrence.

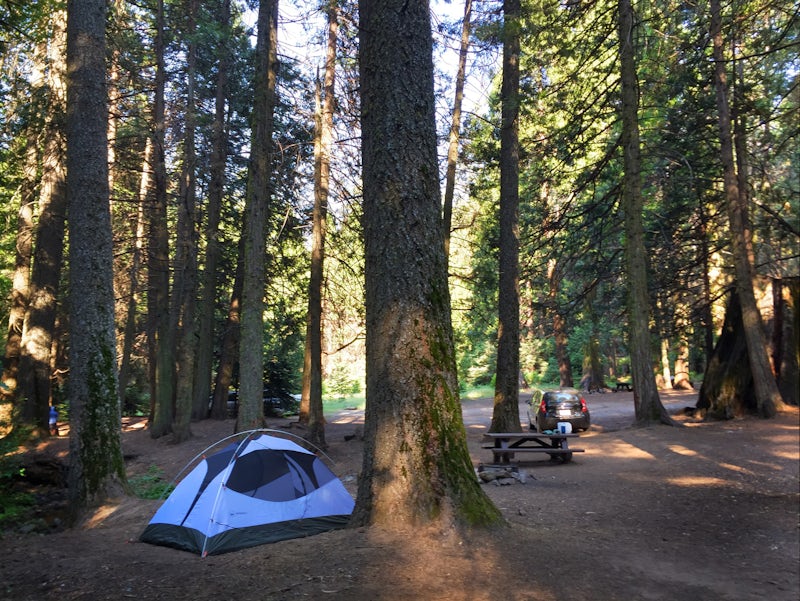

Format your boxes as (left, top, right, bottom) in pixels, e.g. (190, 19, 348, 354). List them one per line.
(237, 0, 278, 433)
(354, 0, 501, 530)
(618, 0, 672, 425)
(710, 0, 785, 417)
(491, 0, 522, 434)
(300, 4, 337, 450)
(65, 0, 127, 519)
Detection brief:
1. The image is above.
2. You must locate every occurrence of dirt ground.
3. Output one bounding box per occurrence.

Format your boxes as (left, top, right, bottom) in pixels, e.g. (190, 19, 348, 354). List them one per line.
(1, 390, 798, 601)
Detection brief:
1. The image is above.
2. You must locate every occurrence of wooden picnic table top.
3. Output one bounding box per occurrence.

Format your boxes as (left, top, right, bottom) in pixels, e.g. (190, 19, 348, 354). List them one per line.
(483, 431, 580, 439)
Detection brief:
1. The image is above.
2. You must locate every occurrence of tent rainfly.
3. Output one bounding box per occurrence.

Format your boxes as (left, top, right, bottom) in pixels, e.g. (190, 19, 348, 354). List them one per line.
(140, 432, 354, 556)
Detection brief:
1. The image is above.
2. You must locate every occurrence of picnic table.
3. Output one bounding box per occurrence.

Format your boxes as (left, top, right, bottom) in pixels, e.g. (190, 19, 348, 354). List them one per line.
(483, 431, 585, 464)
(614, 379, 633, 391)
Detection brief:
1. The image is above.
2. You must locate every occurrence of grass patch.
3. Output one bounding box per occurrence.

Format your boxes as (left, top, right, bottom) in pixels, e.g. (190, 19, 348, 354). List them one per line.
(323, 394, 366, 414)
(461, 385, 495, 400)
(128, 465, 174, 500)
(320, 384, 497, 414)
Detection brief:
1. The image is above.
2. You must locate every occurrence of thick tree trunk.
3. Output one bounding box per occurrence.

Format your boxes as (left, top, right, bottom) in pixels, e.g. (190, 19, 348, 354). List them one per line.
(300, 5, 337, 450)
(491, 0, 522, 434)
(710, 0, 785, 417)
(65, 0, 127, 518)
(697, 290, 757, 418)
(237, 0, 278, 433)
(618, 0, 672, 425)
(354, 0, 501, 530)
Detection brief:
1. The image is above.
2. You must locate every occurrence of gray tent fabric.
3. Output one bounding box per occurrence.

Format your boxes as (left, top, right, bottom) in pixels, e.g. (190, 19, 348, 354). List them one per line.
(140, 432, 354, 556)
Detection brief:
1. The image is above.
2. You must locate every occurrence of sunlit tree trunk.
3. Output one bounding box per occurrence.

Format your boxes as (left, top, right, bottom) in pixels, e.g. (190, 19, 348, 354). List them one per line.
(18, 10, 67, 434)
(65, 0, 127, 519)
(491, 0, 522, 434)
(106, 0, 125, 197)
(618, 0, 671, 424)
(659, 338, 673, 389)
(709, 0, 784, 417)
(300, 3, 337, 450)
(673, 335, 692, 390)
(237, 0, 278, 432)
(354, 0, 501, 530)
(442, 0, 471, 260)
(2, 47, 41, 403)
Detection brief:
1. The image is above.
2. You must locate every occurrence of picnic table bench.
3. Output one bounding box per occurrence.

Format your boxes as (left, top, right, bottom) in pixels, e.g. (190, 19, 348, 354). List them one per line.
(614, 379, 633, 391)
(482, 431, 585, 464)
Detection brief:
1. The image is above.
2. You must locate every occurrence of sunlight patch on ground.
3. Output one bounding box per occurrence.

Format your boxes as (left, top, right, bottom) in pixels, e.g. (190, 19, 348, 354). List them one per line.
(667, 444, 699, 457)
(745, 457, 797, 472)
(85, 501, 123, 528)
(718, 461, 756, 476)
(330, 414, 364, 425)
(771, 449, 800, 461)
(666, 476, 727, 487)
(602, 440, 657, 460)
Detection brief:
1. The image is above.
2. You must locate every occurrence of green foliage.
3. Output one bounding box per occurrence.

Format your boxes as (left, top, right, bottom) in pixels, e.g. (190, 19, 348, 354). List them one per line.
(128, 465, 174, 500)
(0, 433, 35, 529)
(122, 386, 151, 417)
(325, 365, 361, 398)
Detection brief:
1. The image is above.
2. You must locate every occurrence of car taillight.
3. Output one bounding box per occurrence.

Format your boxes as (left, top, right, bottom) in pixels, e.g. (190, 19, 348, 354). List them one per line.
(538, 400, 547, 414)
(580, 397, 588, 413)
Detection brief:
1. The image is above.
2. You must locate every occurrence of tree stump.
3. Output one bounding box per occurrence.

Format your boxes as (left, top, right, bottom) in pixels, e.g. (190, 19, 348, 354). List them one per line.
(696, 290, 757, 418)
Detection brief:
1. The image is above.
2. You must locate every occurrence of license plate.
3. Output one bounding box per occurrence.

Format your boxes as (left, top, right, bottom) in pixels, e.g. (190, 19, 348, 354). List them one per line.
(558, 409, 572, 418)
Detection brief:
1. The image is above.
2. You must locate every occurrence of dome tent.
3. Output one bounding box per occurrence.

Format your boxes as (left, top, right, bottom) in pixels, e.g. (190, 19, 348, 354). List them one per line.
(140, 431, 354, 556)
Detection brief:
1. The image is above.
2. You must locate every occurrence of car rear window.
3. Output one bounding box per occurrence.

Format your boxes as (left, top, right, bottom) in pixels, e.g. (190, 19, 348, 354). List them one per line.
(545, 393, 579, 404)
